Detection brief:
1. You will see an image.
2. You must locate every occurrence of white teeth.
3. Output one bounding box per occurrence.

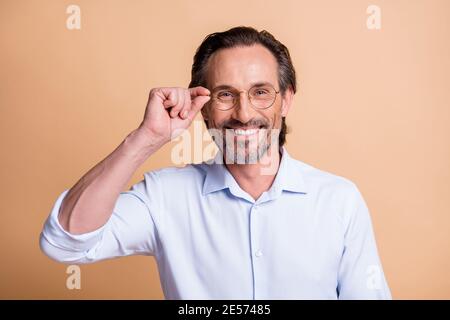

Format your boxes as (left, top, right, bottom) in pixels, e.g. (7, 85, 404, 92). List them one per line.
(233, 129, 258, 136)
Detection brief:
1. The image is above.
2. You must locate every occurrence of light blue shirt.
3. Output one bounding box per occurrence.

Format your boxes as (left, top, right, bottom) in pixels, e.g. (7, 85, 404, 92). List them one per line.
(40, 147, 391, 299)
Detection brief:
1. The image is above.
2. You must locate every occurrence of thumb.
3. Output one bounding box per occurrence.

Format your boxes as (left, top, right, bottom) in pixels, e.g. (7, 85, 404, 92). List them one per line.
(187, 95, 210, 121)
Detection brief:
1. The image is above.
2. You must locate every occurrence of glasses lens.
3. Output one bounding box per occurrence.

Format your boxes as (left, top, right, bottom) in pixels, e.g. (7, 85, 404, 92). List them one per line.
(249, 85, 277, 109)
(214, 90, 235, 110)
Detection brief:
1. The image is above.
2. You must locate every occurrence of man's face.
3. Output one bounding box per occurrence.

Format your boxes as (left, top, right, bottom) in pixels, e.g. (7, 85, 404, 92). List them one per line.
(202, 44, 293, 164)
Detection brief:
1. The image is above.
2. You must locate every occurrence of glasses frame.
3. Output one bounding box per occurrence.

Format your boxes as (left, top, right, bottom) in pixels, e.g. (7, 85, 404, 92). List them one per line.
(210, 84, 280, 111)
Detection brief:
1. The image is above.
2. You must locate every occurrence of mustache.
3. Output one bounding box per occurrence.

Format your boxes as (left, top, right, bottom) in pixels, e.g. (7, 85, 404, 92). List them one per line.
(218, 118, 270, 129)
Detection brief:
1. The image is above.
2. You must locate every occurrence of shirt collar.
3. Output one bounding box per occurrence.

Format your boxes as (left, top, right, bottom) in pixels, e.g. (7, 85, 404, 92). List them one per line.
(202, 147, 307, 201)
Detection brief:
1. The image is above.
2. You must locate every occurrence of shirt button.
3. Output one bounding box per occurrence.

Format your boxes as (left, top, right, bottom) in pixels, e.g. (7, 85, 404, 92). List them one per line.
(255, 249, 263, 258)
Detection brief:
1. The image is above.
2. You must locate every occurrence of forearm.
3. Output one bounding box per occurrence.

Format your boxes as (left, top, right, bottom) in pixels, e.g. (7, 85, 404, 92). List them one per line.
(58, 128, 164, 234)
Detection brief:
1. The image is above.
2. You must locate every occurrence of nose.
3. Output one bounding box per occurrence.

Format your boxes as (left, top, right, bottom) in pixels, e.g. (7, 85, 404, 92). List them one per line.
(232, 91, 254, 124)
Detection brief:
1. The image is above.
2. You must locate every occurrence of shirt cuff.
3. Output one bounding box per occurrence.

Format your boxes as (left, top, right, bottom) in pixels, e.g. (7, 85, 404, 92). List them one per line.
(41, 189, 108, 253)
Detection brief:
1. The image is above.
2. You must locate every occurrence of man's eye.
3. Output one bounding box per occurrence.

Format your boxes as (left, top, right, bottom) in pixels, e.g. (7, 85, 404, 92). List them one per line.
(254, 89, 269, 96)
(218, 92, 234, 98)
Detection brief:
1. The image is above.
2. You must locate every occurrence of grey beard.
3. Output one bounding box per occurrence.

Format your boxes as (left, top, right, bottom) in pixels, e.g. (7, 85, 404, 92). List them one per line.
(209, 128, 280, 165)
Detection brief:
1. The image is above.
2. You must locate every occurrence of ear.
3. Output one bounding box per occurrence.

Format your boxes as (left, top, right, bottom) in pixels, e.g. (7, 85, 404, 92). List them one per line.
(280, 86, 294, 117)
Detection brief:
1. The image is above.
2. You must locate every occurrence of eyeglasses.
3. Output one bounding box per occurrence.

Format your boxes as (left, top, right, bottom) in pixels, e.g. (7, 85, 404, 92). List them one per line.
(209, 84, 280, 111)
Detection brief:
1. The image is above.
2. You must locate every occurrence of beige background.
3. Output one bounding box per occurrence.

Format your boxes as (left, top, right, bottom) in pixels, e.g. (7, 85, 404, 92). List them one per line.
(0, 0, 449, 299)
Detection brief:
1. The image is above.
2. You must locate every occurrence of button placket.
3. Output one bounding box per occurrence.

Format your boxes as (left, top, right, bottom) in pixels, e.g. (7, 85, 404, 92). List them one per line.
(249, 204, 263, 299)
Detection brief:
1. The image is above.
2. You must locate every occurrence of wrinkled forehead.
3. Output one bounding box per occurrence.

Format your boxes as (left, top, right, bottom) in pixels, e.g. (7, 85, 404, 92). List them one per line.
(205, 44, 279, 91)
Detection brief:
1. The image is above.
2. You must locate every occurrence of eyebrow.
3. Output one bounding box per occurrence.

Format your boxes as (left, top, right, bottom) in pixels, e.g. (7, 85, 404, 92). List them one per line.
(211, 81, 275, 92)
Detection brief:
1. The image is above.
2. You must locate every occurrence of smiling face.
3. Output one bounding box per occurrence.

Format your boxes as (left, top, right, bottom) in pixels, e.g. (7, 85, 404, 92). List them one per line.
(202, 44, 293, 164)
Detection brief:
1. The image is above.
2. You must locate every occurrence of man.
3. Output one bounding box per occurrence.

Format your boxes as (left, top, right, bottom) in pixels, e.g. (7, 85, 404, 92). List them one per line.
(40, 26, 391, 299)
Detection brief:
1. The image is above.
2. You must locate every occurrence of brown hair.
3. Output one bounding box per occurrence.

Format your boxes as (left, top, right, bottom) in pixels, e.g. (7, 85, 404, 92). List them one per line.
(189, 26, 297, 147)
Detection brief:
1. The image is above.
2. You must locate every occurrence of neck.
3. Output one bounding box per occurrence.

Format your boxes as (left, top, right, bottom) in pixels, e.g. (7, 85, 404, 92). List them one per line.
(224, 148, 281, 201)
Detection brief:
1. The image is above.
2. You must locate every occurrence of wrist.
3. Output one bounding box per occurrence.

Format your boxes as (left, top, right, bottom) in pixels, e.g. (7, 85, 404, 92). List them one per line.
(122, 128, 166, 164)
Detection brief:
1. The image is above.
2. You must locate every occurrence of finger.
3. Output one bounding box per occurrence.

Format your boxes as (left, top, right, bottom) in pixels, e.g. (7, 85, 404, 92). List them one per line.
(189, 86, 210, 98)
(170, 88, 185, 118)
(180, 90, 192, 119)
(187, 95, 211, 121)
(162, 89, 178, 109)
(178, 89, 189, 119)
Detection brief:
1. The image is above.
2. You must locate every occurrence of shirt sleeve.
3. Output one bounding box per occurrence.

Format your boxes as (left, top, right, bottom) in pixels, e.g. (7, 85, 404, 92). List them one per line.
(39, 171, 161, 264)
(337, 184, 392, 299)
